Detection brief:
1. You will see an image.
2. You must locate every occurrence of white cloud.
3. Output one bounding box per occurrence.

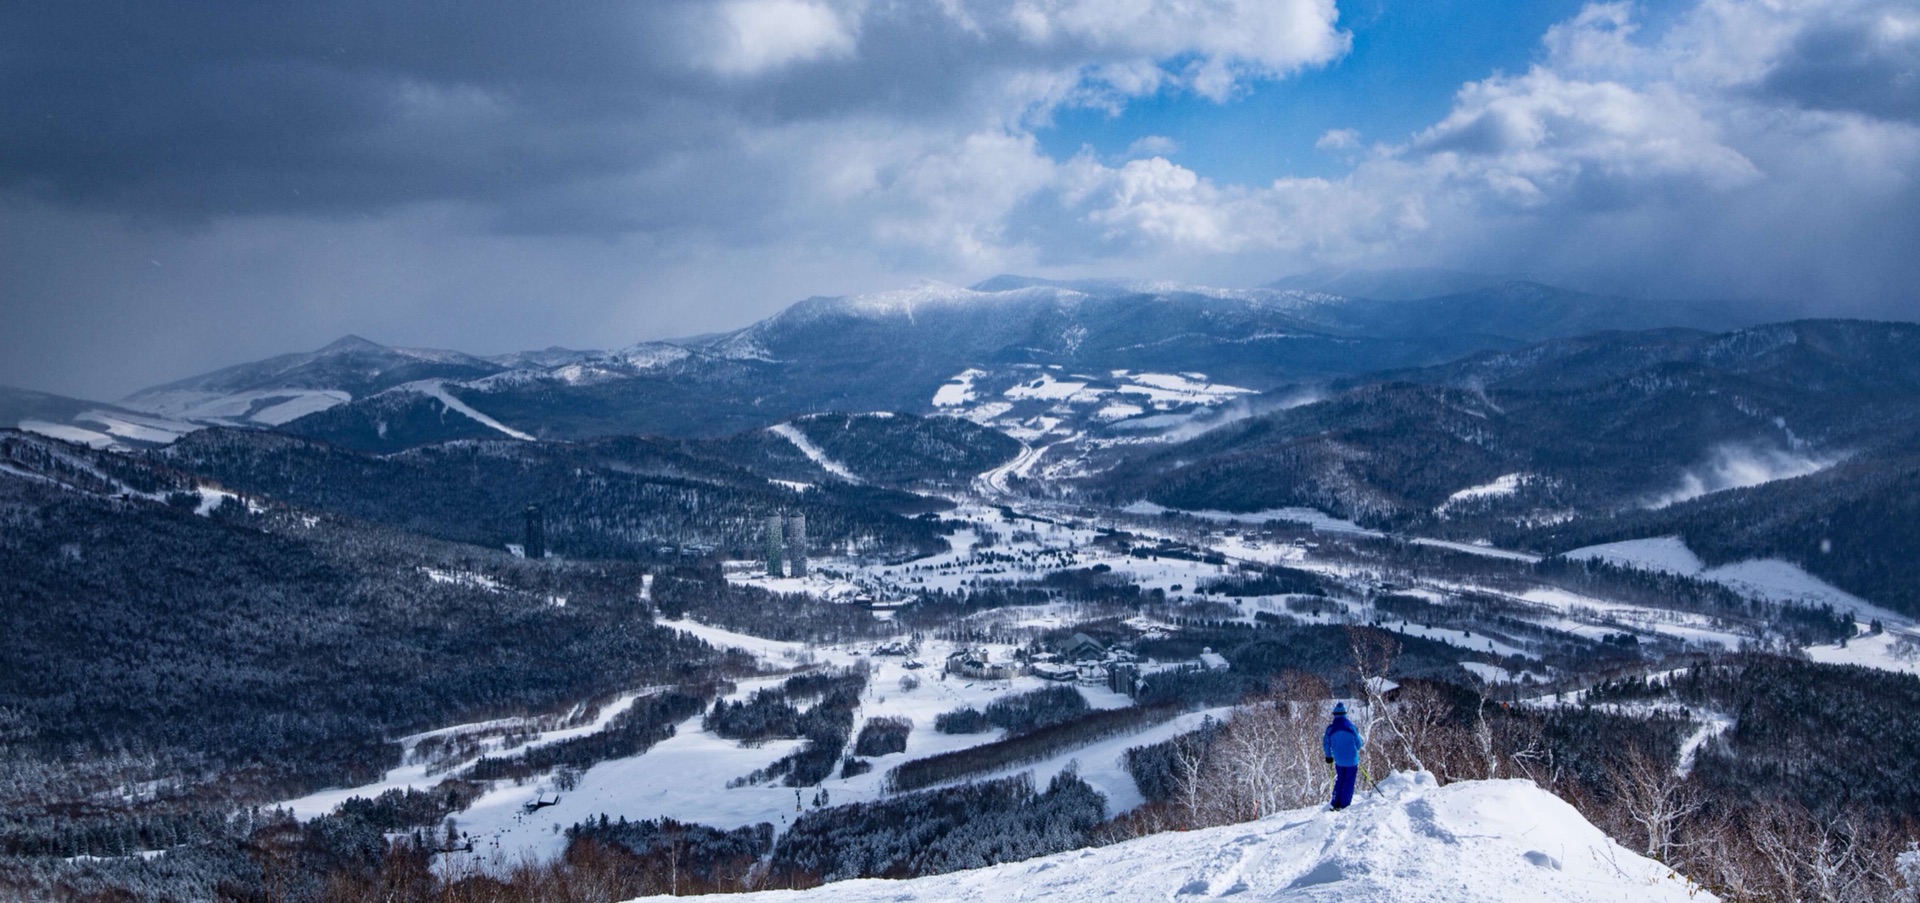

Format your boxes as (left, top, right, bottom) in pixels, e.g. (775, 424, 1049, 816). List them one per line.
(1412, 69, 1762, 201)
(1315, 128, 1360, 152)
(1055, 155, 1426, 259)
(1026, 0, 1920, 303)
(1004, 0, 1349, 74)
(1541, 2, 1647, 75)
(1127, 134, 1179, 156)
(704, 0, 861, 75)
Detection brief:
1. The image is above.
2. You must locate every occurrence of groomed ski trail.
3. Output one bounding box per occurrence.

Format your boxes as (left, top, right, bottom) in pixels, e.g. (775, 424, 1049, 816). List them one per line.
(768, 422, 862, 484)
(416, 380, 537, 441)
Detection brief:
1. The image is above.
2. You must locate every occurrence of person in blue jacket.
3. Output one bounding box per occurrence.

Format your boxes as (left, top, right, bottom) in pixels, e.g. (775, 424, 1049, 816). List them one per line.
(1323, 701, 1365, 810)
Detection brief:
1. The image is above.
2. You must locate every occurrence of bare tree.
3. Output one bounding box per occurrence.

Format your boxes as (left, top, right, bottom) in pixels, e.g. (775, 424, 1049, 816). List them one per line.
(1387, 683, 1468, 780)
(1346, 626, 1407, 776)
(1605, 745, 1702, 863)
(1473, 698, 1501, 780)
(1202, 699, 1297, 822)
(1171, 675, 1334, 828)
(1743, 799, 1877, 903)
(1169, 732, 1209, 828)
(1898, 843, 1920, 903)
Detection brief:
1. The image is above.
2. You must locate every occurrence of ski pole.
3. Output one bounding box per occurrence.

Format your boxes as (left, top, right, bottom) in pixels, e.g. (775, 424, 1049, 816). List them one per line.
(1360, 766, 1379, 795)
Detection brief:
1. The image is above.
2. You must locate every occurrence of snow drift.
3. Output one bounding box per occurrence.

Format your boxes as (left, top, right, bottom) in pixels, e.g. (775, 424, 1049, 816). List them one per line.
(627, 771, 1712, 902)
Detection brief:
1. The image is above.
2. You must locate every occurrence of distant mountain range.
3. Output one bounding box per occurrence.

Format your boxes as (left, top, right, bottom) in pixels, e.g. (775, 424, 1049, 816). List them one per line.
(1, 272, 1788, 452)
(1096, 319, 1920, 518)
(13, 270, 1909, 615)
(1263, 266, 1527, 300)
(1088, 318, 1920, 613)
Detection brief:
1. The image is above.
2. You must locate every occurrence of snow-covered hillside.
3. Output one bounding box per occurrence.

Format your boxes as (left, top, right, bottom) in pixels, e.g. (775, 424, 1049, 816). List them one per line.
(1564, 536, 1912, 628)
(627, 771, 1712, 902)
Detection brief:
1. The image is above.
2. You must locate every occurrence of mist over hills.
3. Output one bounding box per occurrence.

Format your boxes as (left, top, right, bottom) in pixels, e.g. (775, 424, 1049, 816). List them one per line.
(1263, 265, 1524, 300)
(3, 272, 1792, 453)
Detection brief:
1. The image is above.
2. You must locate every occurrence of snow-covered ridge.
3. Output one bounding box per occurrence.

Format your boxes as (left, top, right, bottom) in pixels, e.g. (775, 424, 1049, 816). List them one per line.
(634, 771, 1712, 902)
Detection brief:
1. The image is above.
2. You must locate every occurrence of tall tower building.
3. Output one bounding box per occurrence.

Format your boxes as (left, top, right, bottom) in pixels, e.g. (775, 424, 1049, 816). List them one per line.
(785, 514, 808, 577)
(765, 514, 785, 577)
(523, 504, 546, 560)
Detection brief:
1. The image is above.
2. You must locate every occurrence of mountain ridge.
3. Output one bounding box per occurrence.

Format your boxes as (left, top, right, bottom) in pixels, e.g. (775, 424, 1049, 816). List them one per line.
(4, 273, 1813, 451)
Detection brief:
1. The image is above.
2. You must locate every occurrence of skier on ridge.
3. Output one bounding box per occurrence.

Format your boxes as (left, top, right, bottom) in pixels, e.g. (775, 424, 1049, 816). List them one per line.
(1323, 701, 1365, 810)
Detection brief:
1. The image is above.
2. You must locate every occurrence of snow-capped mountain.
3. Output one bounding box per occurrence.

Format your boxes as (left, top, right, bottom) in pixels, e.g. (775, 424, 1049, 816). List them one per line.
(267, 275, 1772, 451)
(635, 771, 1712, 903)
(121, 334, 506, 427)
(8, 272, 1781, 453)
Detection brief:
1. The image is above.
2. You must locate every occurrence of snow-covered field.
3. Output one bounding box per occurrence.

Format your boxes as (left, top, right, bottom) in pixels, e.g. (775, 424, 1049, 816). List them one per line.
(1407, 536, 1541, 562)
(264, 492, 1909, 876)
(75, 410, 199, 444)
(123, 387, 353, 426)
(278, 686, 670, 820)
(632, 770, 1713, 903)
(1805, 629, 1920, 676)
(432, 616, 1220, 871)
(931, 365, 1260, 487)
(931, 369, 985, 408)
(18, 420, 117, 448)
(1564, 536, 1909, 627)
(1121, 501, 1382, 536)
(1510, 586, 1749, 650)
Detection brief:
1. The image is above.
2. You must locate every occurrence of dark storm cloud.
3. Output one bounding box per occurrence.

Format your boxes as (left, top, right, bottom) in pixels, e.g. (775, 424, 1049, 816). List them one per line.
(1, 3, 726, 222)
(0, 0, 1352, 399)
(0, 1, 1332, 232)
(1757, 9, 1920, 123)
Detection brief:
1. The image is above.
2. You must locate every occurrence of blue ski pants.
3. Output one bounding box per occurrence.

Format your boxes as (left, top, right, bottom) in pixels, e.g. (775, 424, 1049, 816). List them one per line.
(1332, 765, 1358, 809)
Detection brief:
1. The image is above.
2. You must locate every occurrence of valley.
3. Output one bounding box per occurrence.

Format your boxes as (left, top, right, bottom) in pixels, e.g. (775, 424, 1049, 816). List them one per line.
(229, 478, 1915, 874)
(3, 275, 1917, 901)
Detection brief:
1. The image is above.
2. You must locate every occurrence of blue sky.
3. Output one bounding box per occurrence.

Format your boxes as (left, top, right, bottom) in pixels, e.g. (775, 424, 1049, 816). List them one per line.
(1, 0, 1916, 397)
(1042, 0, 1658, 181)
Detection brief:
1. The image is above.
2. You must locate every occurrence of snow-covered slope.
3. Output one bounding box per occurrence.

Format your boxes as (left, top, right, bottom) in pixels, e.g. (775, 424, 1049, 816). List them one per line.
(629, 771, 1711, 902)
(768, 422, 861, 483)
(123, 334, 504, 426)
(1563, 536, 1908, 626)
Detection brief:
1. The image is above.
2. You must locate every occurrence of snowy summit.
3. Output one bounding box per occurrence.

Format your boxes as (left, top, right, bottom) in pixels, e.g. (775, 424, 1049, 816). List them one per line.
(626, 772, 1710, 902)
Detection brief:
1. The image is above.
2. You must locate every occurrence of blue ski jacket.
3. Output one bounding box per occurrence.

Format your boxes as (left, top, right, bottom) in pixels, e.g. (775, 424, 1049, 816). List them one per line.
(1324, 715, 1364, 767)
